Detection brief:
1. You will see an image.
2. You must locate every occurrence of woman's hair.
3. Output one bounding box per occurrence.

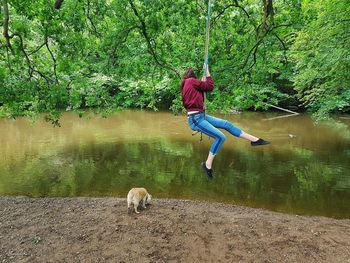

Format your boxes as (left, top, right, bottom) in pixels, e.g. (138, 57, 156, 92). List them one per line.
(180, 68, 196, 91)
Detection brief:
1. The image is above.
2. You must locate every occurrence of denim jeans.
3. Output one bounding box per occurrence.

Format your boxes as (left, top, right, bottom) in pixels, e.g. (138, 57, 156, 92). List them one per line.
(188, 113, 242, 155)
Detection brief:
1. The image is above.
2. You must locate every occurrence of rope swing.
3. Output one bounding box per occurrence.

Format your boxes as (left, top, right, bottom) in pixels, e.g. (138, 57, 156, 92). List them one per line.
(192, 0, 213, 139)
(203, 0, 213, 78)
(197, 0, 298, 124)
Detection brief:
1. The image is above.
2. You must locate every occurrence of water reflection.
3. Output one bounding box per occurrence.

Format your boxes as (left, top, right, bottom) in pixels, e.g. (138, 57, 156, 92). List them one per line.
(0, 111, 349, 218)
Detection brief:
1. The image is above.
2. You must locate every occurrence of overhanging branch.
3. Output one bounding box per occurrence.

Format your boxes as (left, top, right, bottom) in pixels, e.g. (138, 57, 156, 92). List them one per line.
(242, 23, 292, 69)
(213, 1, 250, 23)
(128, 0, 179, 76)
(45, 35, 59, 83)
(11, 33, 34, 79)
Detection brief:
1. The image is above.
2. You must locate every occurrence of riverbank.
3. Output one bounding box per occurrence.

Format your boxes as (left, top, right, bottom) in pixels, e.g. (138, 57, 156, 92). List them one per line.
(1, 197, 350, 263)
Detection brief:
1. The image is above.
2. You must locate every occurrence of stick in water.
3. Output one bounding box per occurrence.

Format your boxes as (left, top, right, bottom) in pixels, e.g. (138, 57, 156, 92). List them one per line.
(265, 103, 299, 115)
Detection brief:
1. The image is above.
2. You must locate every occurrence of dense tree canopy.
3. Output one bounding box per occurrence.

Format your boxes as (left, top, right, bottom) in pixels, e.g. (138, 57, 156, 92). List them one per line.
(1, 0, 349, 122)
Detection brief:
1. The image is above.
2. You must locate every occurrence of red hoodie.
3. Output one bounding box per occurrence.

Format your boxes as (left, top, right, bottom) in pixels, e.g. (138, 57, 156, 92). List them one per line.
(182, 77, 215, 113)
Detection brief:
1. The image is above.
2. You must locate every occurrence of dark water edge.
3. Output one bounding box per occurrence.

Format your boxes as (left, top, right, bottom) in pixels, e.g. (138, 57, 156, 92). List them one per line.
(0, 110, 349, 218)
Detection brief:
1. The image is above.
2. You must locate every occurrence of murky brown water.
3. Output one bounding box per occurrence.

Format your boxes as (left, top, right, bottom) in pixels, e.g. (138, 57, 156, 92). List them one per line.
(1, 110, 349, 218)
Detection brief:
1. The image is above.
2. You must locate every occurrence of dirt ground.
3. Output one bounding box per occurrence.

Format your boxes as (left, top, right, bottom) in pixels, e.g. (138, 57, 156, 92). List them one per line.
(0, 197, 350, 263)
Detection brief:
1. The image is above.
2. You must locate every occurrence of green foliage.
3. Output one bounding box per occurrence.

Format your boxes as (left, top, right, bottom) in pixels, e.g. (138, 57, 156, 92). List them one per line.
(0, 0, 349, 120)
(290, 0, 350, 118)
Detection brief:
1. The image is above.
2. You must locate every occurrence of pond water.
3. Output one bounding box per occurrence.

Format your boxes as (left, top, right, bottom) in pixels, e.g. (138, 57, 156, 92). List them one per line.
(0, 111, 349, 218)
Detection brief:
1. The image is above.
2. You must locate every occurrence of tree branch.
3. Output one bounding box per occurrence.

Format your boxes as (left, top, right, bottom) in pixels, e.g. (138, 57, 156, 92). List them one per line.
(2, 0, 14, 53)
(45, 36, 59, 83)
(212, 1, 251, 29)
(242, 23, 292, 69)
(217, 23, 292, 74)
(28, 42, 46, 55)
(273, 32, 288, 65)
(272, 23, 292, 30)
(241, 35, 265, 69)
(54, 0, 64, 9)
(128, 0, 179, 76)
(33, 69, 51, 86)
(5, 46, 12, 71)
(233, 0, 250, 18)
(11, 33, 34, 79)
(86, 0, 99, 35)
(262, 0, 274, 32)
(108, 26, 139, 67)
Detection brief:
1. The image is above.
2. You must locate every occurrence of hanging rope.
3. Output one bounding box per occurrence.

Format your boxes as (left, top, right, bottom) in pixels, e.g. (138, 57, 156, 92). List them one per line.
(203, 0, 213, 110)
(194, 1, 298, 126)
(203, 0, 213, 78)
(192, 0, 213, 140)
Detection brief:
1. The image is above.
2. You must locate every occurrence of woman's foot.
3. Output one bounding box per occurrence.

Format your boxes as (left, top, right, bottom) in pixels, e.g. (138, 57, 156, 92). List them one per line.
(201, 162, 213, 180)
(251, 138, 271, 146)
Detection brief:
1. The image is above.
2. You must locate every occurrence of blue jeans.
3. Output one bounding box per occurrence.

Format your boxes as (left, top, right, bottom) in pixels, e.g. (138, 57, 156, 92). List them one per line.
(188, 113, 242, 155)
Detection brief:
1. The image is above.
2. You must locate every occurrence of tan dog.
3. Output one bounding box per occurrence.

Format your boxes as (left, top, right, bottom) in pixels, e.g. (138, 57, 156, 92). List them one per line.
(127, 188, 152, 214)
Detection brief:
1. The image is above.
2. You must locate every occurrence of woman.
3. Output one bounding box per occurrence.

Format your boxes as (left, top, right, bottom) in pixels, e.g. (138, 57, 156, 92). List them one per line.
(181, 66, 270, 179)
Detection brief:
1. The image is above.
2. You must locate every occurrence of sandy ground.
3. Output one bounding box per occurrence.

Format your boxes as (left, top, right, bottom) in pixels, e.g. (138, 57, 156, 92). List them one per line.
(0, 197, 350, 263)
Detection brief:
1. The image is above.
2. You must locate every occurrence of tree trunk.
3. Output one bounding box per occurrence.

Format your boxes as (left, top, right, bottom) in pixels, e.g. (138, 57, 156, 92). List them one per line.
(54, 0, 64, 9)
(2, 0, 13, 51)
(262, 0, 274, 31)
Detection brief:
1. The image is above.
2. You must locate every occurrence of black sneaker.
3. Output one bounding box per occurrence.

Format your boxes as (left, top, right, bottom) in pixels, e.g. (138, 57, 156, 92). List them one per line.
(251, 138, 270, 146)
(201, 162, 213, 180)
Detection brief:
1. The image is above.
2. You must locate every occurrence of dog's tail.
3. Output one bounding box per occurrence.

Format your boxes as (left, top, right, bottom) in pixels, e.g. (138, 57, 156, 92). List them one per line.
(127, 193, 132, 208)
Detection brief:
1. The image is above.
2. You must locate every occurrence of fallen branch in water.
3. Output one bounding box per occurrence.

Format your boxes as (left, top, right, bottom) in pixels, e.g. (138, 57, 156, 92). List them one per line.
(265, 103, 299, 115)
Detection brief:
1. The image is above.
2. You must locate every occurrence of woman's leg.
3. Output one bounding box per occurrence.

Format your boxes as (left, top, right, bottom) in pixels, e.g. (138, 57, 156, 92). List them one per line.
(205, 115, 262, 142)
(194, 118, 226, 157)
(205, 152, 215, 169)
(189, 114, 270, 177)
(190, 115, 226, 170)
(239, 131, 259, 142)
(205, 114, 242, 137)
